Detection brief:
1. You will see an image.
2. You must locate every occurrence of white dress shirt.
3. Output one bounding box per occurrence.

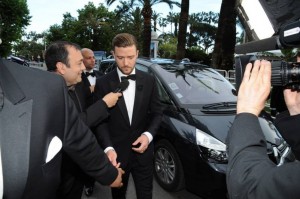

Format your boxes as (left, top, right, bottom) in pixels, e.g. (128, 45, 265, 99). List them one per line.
(84, 69, 96, 86)
(104, 68, 153, 154)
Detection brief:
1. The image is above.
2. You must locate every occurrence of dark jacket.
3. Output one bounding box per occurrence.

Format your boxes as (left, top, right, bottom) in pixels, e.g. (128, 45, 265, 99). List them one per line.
(226, 113, 300, 199)
(0, 59, 117, 199)
(94, 68, 163, 167)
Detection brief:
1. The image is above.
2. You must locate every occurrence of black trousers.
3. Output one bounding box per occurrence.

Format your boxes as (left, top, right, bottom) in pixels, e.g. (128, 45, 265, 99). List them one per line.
(111, 154, 153, 199)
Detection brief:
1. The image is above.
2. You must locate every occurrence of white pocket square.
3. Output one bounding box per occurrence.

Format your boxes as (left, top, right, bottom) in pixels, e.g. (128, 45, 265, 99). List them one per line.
(46, 136, 62, 163)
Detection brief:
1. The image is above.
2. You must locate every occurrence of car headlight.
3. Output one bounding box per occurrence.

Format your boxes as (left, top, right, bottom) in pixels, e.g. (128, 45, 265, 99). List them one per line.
(196, 129, 228, 163)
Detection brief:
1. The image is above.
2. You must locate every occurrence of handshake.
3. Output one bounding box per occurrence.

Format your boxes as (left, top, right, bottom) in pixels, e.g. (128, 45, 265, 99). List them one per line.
(110, 162, 125, 188)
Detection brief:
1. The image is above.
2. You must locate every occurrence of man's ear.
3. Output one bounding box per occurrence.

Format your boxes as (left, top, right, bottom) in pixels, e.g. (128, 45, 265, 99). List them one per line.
(56, 62, 66, 75)
(136, 50, 139, 57)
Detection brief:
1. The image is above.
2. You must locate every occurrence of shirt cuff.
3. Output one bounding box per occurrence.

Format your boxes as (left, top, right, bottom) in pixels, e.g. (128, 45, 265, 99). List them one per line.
(104, 146, 115, 153)
(143, 132, 153, 143)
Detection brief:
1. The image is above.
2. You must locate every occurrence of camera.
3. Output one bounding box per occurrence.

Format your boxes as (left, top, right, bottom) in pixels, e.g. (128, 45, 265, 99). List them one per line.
(234, 20, 300, 92)
(235, 55, 300, 92)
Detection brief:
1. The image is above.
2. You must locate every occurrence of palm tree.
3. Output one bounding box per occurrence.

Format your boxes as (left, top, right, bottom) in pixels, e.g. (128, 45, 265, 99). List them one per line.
(106, 0, 180, 57)
(151, 11, 161, 32)
(173, 13, 180, 36)
(211, 0, 237, 70)
(158, 17, 168, 33)
(176, 0, 189, 59)
(187, 13, 199, 47)
(167, 12, 176, 34)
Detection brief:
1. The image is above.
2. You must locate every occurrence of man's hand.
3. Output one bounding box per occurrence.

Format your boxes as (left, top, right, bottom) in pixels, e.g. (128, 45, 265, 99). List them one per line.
(103, 92, 122, 108)
(110, 167, 125, 188)
(284, 89, 300, 116)
(106, 149, 118, 166)
(132, 134, 149, 154)
(237, 60, 271, 116)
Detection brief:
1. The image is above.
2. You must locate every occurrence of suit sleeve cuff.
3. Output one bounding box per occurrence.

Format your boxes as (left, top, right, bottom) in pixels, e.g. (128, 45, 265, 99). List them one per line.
(143, 132, 153, 143)
(104, 146, 115, 153)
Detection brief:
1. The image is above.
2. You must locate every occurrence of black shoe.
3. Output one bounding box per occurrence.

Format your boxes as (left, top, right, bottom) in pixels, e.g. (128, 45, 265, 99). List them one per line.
(84, 186, 94, 197)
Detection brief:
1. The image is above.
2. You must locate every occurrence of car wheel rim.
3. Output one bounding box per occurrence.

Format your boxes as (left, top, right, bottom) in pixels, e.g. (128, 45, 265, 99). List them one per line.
(155, 147, 176, 185)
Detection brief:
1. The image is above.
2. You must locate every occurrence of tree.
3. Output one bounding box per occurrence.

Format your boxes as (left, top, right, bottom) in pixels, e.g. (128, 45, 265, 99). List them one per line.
(0, 0, 31, 57)
(158, 17, 168, 33)
(106, 0, 180, 57)
(176, 0, 189, 60)
(46, 3, 115, 52)
(158, 34, 177, 58)
(186, 12, 219, 52)
(14, 31, 46, 61)
(211, 0, 237, 70)
(166, 12, 176, 34)
(151, 11, 161, 32)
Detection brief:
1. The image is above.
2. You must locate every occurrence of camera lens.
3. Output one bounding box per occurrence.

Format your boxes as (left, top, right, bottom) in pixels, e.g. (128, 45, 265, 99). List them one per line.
(271, 61, 300, 88)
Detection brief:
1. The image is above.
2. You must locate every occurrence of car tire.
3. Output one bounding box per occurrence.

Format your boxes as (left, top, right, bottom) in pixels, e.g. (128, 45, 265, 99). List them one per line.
(154, 139, 185, 192)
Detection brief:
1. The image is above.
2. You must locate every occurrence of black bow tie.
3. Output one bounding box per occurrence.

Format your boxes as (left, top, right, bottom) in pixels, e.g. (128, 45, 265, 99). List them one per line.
(121, 74, 136, 81)
(86, 71, 95, 77)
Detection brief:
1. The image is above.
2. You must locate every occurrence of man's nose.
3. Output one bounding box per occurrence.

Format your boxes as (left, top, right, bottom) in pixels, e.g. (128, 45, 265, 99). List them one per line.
(81, 63, 86, 71)
(123, 58, 129, 66)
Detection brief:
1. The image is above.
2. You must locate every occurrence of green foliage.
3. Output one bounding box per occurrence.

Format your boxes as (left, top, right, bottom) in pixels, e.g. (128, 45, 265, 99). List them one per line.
(280, 49, 296, 61)
(13, 31, 46, 61)
(187, 11, 219, 52)
(0, 0, 31, 57)
(13, 39, 44, 61)
(185, 46, 211, 65)
(158, 34, 177, 58)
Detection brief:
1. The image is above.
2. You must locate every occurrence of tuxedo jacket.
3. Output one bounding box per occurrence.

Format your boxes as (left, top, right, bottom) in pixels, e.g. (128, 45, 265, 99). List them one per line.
(226, 113, 300, 199)
(81, 70, 103, 105)
(58, 80, 111, 197)
(81, 70, 103, 87)
(72, 81, 109, 128)
(94, 68, 163, 167)
(0, 59, 117, 199)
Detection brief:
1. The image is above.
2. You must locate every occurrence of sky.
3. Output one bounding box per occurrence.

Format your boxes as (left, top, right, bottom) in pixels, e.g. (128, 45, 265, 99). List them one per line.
(26, 0, 222, 33)
(26, 0, 274, 40)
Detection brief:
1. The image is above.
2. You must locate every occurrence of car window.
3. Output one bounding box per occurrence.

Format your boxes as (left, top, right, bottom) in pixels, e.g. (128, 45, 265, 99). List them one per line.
(136, 63, 148, 72)
(153, 64, 237, 105)
(155, 77, 173, 105)
(100, 61, 117, 74)
(136, 63, 172, 104)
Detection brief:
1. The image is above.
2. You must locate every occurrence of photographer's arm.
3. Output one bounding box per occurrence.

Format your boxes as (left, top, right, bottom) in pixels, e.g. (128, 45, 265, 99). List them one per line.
(227, 60, 300, 199)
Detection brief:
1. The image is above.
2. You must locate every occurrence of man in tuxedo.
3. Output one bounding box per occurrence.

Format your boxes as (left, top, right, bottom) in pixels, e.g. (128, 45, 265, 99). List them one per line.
(0, 58, 124, 199)
(94, 33, 163, 199)
(80, 48, 107, 196)
(81, 48, 108, 196)
(226, 60, 300, 199)
(81, 48, 103, 92)
(81, 48, 104, 108)
(45, 41, 122, 199)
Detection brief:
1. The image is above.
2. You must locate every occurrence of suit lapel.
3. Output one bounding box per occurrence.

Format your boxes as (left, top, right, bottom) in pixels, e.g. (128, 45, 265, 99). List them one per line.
(81, 73, 91, 87)
(131, 70, 145, 127)
(110, 71, 131, 125)
(0, 60, 31, 198)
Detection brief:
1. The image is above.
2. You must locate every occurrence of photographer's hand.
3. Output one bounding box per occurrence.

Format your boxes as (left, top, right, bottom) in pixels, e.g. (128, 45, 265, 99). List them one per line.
(283, 89, 300, 116)
(237, 60, 271, 116)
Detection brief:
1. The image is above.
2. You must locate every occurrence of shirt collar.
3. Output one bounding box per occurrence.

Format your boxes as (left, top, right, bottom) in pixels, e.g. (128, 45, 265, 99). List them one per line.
(84, 69, 94, 73)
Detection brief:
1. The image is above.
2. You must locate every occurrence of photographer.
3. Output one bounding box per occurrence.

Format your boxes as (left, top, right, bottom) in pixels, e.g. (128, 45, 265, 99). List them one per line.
(226, 60, 300, 199)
